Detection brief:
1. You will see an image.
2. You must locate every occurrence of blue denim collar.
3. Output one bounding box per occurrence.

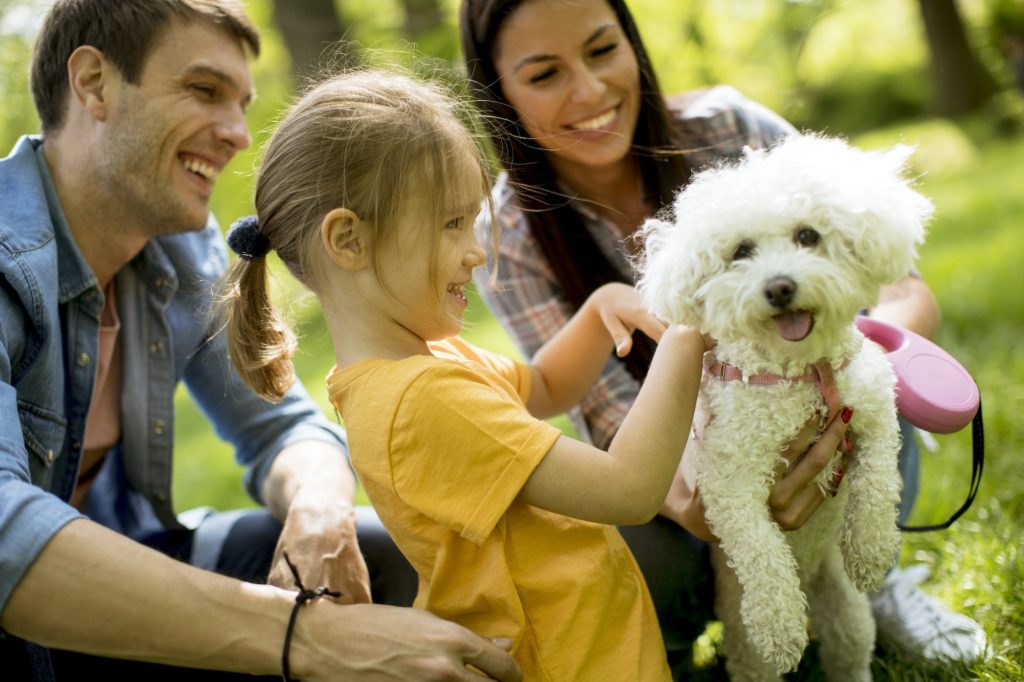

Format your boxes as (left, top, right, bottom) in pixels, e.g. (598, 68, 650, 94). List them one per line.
(30, 139, 101, 306)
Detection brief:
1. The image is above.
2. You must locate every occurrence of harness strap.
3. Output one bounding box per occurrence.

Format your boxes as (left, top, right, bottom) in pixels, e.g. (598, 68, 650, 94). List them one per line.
(704, 358, 845, 425)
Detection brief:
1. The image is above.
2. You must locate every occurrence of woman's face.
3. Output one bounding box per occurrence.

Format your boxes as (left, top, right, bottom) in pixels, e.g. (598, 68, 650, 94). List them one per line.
(493, 0, 641, 174)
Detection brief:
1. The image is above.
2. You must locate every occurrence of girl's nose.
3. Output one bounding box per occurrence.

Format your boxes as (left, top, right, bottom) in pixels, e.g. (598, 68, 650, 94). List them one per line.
(464, 237, 486, 268)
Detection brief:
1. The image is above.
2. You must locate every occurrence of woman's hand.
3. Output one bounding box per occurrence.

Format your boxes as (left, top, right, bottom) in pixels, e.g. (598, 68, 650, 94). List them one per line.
(768, 407, 852, 530)
(589, 283, 668, 356)
(661, 408, 853, 541)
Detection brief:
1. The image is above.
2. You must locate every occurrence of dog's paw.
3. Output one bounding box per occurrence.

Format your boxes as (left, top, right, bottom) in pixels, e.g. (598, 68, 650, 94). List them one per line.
(760, 629, 808, 675)
(843, 549, 893, 592)
(743, 602, 808, 674)
(842, 524, 902, 591)
(839, 512, 905, 585)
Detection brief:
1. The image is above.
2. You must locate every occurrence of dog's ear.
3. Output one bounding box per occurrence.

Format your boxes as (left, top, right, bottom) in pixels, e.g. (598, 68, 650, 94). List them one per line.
(637, 217, 706, 326)
(849, 144, 932, 284)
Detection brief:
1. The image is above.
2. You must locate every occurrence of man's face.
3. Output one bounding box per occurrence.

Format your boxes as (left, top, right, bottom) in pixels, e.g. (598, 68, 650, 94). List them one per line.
(95, 17, 253, 236)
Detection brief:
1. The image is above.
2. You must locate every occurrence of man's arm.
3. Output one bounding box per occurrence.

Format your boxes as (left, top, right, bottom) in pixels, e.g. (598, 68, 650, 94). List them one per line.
(0, 519, 522, 681)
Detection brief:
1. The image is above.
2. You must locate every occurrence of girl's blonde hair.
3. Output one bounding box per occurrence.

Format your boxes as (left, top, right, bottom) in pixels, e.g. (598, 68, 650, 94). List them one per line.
(221, 69, 493, 402)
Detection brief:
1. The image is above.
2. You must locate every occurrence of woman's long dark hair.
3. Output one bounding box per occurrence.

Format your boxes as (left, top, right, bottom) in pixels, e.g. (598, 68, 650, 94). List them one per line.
(460, 0, 692, 382)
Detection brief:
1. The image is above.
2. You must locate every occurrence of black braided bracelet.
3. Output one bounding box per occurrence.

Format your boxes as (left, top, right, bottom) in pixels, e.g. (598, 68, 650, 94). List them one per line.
(281, 551, 342, 682)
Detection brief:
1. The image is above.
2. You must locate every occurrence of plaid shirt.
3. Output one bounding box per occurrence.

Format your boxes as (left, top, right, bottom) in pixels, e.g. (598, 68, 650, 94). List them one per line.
(473, 86, 796, 448)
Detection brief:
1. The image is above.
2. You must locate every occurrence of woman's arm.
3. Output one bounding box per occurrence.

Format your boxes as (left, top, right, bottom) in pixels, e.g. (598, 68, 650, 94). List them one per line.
(869, 275, 940, 339)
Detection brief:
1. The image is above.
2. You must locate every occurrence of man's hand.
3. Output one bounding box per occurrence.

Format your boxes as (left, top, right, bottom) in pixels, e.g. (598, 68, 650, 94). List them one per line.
(293, 603, 523, 681)
(267, 488, 372, 604)
(262, 440, 371, 603)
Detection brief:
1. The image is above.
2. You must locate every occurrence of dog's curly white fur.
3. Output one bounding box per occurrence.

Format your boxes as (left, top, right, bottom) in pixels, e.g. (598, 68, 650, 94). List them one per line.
(638, 134, 932, 680)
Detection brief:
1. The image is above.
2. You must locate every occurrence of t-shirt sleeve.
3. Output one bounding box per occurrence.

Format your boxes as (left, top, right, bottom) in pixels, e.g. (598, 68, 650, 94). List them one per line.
(388, 363, 562, 545)
(436, 337, 534, 401)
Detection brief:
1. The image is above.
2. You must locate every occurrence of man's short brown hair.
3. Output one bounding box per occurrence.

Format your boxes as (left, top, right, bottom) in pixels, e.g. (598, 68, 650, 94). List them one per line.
(30, 0, 261, 134)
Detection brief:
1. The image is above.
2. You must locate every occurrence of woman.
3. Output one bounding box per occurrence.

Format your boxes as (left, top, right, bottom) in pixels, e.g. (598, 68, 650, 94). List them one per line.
(458, 0, 979, 676)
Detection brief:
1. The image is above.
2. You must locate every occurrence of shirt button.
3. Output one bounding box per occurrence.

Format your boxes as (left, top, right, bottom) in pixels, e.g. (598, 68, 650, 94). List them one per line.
(47, 449, 55, 463)
(154, 277, 166, 288)
(154, 491, 168, 503)
(153, 419, 166, 435)
(71, 440, 81, 450)
(77, 352, 91, 367)
(150, 339, 164, 354)
(82, 290, 96, 303)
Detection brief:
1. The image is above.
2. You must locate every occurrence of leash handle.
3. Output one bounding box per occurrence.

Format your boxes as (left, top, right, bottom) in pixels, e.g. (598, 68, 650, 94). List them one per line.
(898, 400, 984, 532)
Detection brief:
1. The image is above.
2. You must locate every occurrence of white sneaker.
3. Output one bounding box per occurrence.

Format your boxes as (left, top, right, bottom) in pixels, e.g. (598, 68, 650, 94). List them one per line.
(870, 564, 987, 664)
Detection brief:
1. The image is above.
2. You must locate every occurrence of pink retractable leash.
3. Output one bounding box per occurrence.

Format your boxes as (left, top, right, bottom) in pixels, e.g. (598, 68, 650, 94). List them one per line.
(855, 317, 983, 532)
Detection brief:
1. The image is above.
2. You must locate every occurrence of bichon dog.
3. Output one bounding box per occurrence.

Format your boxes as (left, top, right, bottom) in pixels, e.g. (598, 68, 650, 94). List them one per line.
(638, 134, 932, 680)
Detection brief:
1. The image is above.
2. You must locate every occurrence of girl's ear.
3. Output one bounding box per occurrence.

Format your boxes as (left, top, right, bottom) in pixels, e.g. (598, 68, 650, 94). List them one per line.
(321, 207, 369, 271)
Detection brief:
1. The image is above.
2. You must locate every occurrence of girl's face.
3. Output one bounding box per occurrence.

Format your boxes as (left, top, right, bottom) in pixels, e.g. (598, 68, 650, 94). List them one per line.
(375, 155, 487, 345)
(493, 0, 641, 175)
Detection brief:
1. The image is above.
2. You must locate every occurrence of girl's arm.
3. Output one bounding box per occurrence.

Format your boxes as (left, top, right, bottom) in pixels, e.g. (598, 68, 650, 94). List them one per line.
(520, 285, 707, 525)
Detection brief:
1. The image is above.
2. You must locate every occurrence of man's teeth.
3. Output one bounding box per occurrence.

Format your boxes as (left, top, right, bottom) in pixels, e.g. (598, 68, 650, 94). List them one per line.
(183, 158, 218, 180)
(448, 283, 465, 297)
(571, 108, 616, 131)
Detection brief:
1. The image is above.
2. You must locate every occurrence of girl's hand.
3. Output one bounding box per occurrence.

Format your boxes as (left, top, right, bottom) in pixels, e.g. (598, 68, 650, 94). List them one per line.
(590, 283, 668, 356)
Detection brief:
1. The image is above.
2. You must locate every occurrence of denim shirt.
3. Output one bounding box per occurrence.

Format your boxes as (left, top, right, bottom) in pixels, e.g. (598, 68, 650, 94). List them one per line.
(0, 136, 347, 613)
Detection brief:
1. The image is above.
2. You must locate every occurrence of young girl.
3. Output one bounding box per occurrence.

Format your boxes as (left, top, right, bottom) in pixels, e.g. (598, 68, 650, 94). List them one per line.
(221, 69, 707, 681)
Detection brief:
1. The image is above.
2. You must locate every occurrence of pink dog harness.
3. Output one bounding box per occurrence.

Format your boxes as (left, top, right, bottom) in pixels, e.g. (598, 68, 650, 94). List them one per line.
(704, 358, 847, 428)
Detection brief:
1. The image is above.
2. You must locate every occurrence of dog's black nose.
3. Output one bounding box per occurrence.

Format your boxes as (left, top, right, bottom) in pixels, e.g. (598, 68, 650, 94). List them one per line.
(764, 276, 797, 308)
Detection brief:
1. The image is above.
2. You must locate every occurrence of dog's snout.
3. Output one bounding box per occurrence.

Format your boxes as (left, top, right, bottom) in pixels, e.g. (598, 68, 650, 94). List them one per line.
(764, 277, 797, 308)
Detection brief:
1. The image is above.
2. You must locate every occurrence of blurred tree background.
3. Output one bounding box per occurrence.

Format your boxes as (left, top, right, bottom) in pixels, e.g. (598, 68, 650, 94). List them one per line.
(2, 0, 1022, 678)
(4, 0, 1024, 212)
(4, 0, 1024, 217)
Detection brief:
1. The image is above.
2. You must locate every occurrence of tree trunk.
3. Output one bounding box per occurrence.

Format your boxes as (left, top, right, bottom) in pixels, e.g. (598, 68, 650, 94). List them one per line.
(401, 0, 445, 39)
(917, 0, 999, 116)
(271, 0, 358, 82)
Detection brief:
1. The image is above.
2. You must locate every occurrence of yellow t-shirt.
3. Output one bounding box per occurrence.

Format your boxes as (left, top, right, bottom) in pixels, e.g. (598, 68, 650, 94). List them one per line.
(328, 337, 670, 681)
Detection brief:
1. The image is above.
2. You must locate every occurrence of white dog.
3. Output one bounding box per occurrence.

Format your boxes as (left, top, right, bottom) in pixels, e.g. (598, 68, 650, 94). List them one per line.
(638, 134, 933, 680)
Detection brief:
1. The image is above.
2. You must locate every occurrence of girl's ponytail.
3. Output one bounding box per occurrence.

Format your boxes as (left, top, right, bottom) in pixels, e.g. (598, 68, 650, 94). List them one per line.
(221, 216, 297, 403)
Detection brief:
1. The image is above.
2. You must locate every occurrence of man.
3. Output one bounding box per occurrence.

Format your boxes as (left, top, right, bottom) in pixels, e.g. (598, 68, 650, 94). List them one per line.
(0, 2, 520, 680)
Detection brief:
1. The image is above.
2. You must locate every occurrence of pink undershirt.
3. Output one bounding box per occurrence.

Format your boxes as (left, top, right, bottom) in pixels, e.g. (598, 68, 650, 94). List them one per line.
(71, 281, 123, 510)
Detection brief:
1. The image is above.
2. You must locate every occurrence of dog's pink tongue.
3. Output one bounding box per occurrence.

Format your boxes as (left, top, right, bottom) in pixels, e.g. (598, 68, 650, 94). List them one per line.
(773, 311, 814, 341)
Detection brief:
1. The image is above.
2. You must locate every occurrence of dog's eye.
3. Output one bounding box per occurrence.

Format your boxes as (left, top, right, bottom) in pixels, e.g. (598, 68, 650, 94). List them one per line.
(795, 226, 820, 247)
(731, 241, 755, 261)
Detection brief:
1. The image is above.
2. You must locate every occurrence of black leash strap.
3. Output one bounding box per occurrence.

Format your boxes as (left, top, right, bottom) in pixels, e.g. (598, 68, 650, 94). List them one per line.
(281, 551, 342, 681)
(898, 399, 984, 532)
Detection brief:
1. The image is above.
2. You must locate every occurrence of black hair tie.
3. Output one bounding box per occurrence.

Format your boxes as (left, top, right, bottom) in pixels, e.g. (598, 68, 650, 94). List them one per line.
(227, 215, 271, 261)
(281, 551, 342, 681)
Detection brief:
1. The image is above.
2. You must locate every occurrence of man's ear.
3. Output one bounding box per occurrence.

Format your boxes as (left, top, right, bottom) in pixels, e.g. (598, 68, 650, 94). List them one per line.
(66, 46, 114, 122)
(321, 208, 370, 271)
